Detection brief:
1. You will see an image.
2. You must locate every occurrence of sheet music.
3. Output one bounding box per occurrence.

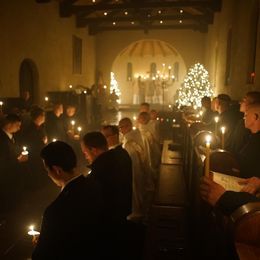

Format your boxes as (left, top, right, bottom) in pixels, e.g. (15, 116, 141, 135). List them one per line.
(212, 171, 245, 192)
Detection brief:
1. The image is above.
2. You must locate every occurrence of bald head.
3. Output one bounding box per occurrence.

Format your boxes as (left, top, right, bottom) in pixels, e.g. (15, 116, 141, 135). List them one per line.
(244, 102, 260, 133)
(119, 117, 133, 135)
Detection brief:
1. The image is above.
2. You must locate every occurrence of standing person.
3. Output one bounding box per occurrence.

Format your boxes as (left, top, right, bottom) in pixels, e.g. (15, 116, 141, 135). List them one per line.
(0, 114, 28, 213)
(32, 141, 104, 260)
(81, 131, 132, 259)
(20, 106, 48, 188)
(118, 117, 148, 222)
(45, 103, 66, 141)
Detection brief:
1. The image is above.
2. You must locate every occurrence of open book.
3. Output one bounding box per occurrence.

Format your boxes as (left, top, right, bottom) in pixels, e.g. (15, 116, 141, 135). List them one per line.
(212, 171, 245, 192)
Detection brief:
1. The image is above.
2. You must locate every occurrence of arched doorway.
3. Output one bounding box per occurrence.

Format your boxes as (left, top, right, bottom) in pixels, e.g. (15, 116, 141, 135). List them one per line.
(19, 59, 39, 104)
(111, 39, 187, 105)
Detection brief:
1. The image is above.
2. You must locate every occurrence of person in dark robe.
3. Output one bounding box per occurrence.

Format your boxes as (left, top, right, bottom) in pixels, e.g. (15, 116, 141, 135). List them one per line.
(45, 103, 66, 141)
(81, 132, 133, 259)
(32, 141, 105, 260)
(20, 106, 49, 188)
(0, 114, 28, 213)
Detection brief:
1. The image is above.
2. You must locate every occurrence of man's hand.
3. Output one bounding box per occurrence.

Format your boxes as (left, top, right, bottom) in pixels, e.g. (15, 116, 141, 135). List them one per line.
(200, 175, 226, 206)
(239, 177, 260, 195)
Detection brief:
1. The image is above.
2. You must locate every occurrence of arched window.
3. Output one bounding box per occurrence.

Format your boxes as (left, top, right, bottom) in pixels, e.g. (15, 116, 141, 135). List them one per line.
(150, 63, 157, 78)
(246, 2, 259, 84)
(127, 62, 133, 81)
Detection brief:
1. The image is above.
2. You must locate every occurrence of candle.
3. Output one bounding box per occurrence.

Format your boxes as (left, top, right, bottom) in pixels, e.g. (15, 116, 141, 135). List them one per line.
(71, 120, 75, 131)
(133, 126, 136, 130)
(22, 146, 29, 155)
(133, 116, 137, 121)
(28, 225, 40, 238)
(221, 126, 225, 149)
(77, 126, 82, 134)
(0, 101, 3, 113)
(52, 138, 57, 142)
(214, 116, 219, 135)
(44, 96, 49, 102)
(69, 85, 73, 89)
(205, 135, 211, 177)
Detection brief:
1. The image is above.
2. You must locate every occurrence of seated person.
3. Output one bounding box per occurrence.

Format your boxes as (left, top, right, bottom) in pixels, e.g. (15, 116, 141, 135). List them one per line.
(238, 102, 260, 178)
(201, 96, 216, 125)
(226, 91, 260, 155)
(200, 175, 260, 216)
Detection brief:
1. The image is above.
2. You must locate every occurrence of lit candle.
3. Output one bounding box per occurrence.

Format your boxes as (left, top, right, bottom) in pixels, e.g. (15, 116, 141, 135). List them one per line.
(205, 135, 211, 177)
(44, 96, 49, 102)
(133, 126, 136, 130)
(221, 126, 226, 149)
(133, 116, 137, 121)
(0, 101, 3, 112)
(28, 225, 40, 239)
(52, 138, 57, 142)
(69, 85, 73, 89)
(71, 120, 75, 131)
(77, 126, 82, 135)
(214, 116, 219, 135)
(22, 146, 29, 155)
(199, 110, 203, 117)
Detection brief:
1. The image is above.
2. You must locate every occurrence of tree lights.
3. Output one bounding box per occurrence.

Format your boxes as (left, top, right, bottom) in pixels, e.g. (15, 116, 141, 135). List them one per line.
(177, 63, 213, 108)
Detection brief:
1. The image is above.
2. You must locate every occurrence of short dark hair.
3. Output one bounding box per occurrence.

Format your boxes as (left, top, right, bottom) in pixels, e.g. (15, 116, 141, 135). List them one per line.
(30, 106, 45, 121)
(2, 113, 21, 126)
(140, 102, 150, 108)
(246, 91, 260, 104)
(101, 125, 119, 136)
(82, 132, 108, 150)
(217, 94, 231, 103)
(40, 141, 77, 172)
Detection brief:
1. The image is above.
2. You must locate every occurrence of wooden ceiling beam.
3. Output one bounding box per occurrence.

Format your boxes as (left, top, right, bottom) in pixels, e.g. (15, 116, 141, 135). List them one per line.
(72, 1, 220, 16)
(88, 23, 208, 35)
(76, 13, 213, 27)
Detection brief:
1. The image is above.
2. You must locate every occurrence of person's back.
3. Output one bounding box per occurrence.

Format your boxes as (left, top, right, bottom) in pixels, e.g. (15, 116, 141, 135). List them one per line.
(32, 141, 105, 260)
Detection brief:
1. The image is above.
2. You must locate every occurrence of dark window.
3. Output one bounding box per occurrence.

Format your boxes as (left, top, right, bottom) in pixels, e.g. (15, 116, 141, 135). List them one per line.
(72, 35, 82, 74)
(127, 62, 133, 81)
(225, 28, 232, 86)
(246, 2, 259, 84)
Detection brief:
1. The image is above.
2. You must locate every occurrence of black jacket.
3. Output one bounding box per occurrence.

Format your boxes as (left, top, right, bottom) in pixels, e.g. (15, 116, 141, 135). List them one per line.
(32, 175, 105, 260)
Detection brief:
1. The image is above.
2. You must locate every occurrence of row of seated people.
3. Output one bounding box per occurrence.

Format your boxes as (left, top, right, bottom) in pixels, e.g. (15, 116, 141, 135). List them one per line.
(187, 91, 260, 179)
(0, 101, 162, 259)
(183, 93, 260, 258)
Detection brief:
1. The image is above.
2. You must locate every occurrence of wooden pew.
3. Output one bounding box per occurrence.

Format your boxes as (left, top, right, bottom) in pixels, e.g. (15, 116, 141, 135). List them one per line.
(230, 202, 260, 260)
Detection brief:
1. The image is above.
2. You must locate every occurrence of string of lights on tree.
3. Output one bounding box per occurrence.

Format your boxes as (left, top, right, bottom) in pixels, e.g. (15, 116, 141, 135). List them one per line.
(110, 72, 121, 103)
(177, 63, 213, 108)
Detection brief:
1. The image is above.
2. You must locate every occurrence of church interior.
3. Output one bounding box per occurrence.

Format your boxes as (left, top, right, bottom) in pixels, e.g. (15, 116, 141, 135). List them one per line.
(0, 0, 260, 259)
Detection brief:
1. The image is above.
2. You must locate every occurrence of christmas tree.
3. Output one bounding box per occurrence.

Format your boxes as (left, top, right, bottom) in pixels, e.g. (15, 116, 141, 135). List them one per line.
(110, 72, 121, 99)
(177, 63, 213, 108)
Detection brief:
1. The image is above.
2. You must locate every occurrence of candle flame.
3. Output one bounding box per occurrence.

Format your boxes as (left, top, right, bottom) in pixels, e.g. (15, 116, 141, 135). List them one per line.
(77, 127, 82, 132)
(221, 126, 226, 134)
(205, 135, 212, 144)
(23, 146, 27, 151)
(214, 116, 219, 123)
(71, 120, 75, 126)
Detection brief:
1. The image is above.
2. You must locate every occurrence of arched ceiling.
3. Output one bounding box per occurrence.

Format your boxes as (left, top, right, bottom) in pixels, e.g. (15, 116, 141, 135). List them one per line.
(36, 0, 222, 35)
(119, 39, 178, 57)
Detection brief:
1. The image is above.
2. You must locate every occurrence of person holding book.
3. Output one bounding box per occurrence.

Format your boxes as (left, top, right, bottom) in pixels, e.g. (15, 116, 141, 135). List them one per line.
(200, 175, 260, 215)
